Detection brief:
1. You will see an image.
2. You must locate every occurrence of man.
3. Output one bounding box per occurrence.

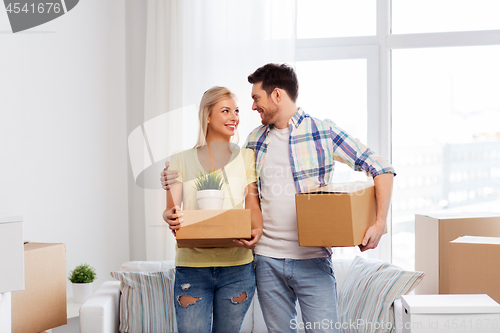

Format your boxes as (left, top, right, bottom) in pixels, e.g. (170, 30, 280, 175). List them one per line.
(162, 63, 395, 332)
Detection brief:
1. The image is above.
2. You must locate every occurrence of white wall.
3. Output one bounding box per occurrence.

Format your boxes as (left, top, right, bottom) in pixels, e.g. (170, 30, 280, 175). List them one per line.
(0, 0, 129, 295)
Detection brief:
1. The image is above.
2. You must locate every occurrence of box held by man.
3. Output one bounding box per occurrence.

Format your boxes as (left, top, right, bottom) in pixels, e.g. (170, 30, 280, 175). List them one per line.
(296, 181, 381, 247)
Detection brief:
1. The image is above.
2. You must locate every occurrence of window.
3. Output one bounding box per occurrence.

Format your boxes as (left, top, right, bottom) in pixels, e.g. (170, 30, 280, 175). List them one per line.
(296, 59, 368, 183)
(297, 0, 376, 38)
(392, 45, 500, 270)
(392, 0, 500, 34)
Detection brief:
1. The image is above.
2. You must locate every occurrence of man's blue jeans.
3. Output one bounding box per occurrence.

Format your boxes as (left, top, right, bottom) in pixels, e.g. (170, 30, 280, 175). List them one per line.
(255, 254, 340, 333)
(174, 262, 255, 333)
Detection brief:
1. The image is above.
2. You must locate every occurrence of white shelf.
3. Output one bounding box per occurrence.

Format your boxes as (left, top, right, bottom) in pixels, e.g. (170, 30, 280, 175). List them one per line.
(0, 217, 24, 293)
(66, 298, 82, 319)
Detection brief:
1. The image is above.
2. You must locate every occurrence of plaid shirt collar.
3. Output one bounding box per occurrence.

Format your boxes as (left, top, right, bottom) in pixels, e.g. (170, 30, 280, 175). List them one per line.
(290, 107, 305, 129)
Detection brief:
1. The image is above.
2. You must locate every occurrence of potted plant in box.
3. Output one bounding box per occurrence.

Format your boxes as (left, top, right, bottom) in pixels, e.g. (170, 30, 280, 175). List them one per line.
(68, 263, 96, 303)
(194, 169, 225, 210)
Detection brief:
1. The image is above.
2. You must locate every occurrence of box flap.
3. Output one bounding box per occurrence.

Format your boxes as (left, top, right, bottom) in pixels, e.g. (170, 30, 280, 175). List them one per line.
(402, 294, 500, 314)
(24, 242, 66, 251)
(178, 210, 228, 227)
(416, 212, 500, 219)
(451, 235, 500, 245)
(300, 181, 374, 194)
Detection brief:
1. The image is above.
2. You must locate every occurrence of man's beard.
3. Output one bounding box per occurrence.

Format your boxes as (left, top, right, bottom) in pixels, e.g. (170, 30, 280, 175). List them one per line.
(261, 104, 279, 125)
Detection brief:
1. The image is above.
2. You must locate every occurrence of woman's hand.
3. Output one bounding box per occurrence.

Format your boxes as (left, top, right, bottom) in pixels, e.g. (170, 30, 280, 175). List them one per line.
(234, 181, 263, 250)
(163, 205, 183, 236)
(233, 227, 263, 249)
(160, 161, 180, 190)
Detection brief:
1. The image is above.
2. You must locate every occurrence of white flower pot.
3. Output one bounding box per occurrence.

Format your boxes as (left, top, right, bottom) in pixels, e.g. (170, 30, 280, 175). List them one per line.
(197, 190, 224, 210)
(72, 282, 93, 303)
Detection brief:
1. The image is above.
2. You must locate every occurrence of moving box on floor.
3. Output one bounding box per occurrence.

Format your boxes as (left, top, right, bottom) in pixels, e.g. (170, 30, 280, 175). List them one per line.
(11, 243, 67, 333)
(415, 213, 500, 294)
(449, 236, 500, 304)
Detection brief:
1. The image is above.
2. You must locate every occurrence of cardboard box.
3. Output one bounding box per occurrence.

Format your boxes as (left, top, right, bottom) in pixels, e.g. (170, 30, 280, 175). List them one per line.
(11, 243, 67, 333)
(449, 236, 500, 304)
(401, 294, 500, 333)
(295, 181, 380, 247)
(176, 209, 251, 248)
(0, 216, 24, 293)
(415, 213, 500, 295)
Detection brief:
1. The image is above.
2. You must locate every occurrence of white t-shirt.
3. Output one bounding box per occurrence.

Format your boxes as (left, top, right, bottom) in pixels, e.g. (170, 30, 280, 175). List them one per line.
(254, 127, 326, 259)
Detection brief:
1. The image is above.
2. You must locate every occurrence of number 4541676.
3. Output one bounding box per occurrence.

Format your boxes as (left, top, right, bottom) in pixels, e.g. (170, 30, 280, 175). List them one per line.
(6, 3, 62, 14)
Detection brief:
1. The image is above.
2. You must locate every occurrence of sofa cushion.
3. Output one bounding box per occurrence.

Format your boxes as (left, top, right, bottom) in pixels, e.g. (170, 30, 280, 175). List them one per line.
(331, 258, 354, 294)
(110, 265, 176, 333)
(338, 256, 424, 333)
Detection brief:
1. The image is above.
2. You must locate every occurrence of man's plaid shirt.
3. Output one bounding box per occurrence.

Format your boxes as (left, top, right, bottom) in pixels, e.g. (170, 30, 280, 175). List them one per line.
(244, 108, 396, 195)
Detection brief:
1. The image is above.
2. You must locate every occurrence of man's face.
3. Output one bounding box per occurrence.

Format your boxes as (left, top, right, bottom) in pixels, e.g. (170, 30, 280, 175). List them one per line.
(251, 82, 279, 126)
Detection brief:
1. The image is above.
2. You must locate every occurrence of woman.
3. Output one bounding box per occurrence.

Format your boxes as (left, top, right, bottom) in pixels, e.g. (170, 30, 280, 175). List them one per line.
(163, 86, 263, 333)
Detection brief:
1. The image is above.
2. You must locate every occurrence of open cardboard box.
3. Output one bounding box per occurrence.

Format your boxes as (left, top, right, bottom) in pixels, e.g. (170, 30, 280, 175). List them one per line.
(415, 213, 500, 295)
(295, 181, 382, 247)
(449, 236, 500, 304)
(176, 209, 251, 248)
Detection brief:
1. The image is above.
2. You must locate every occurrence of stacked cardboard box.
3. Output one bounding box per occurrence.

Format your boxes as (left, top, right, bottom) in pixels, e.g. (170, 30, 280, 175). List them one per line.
(449, 236, 500, 304)
(415, 213, 500, 295)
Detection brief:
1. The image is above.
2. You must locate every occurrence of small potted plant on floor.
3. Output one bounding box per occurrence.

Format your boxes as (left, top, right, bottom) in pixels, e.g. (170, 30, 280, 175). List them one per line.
(194, 169, 225, 210)
(68, 263, 97, 303)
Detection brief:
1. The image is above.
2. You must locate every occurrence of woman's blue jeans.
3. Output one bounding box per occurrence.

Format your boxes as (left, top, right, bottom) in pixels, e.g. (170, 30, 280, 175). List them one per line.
(174, 262, 255, 333)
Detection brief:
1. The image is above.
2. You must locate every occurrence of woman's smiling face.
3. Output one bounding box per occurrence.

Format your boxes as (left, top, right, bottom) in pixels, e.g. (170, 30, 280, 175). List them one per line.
(207, 97, 239, 141)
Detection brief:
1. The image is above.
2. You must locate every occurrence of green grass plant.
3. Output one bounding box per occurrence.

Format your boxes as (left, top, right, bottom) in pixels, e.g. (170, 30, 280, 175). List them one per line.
(193, 169, 225, 191)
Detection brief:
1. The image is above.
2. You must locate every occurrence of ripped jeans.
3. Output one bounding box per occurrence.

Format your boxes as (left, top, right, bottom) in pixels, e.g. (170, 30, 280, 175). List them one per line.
(174, 262, 255, 333)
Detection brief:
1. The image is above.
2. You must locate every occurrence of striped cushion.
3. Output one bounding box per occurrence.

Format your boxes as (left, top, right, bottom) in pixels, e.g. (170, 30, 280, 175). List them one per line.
(338, 256, 424, 333)
(110, 270, 175, 333)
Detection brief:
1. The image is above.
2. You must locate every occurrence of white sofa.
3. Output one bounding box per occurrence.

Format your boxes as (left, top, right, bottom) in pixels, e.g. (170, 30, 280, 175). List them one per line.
(80, 258, 404, 333)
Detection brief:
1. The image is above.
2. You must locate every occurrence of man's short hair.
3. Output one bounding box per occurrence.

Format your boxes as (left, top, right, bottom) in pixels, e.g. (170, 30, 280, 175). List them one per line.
(248, 63, 299, 102)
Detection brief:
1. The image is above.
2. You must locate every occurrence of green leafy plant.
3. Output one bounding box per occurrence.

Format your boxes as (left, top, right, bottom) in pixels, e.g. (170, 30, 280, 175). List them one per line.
(193, 169, 225, 191)
(68, 263, 97, 284)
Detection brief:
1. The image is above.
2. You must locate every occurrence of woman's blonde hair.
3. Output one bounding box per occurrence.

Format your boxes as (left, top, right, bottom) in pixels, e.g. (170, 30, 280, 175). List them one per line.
(194, 86, 239, 148)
